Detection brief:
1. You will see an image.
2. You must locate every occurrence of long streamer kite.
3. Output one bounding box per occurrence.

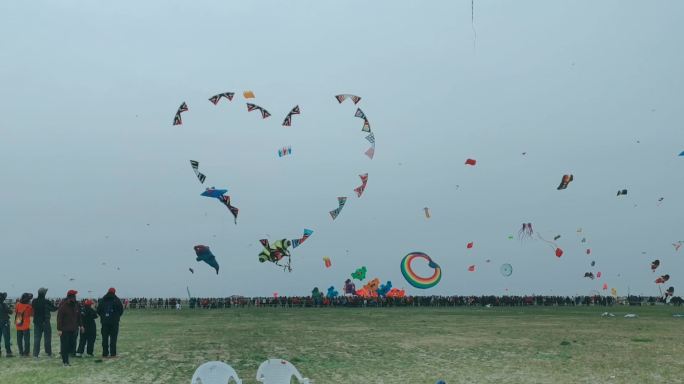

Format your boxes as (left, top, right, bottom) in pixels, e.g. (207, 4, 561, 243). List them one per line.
(172, 102, 188, 125)
(365, 132, 376, 159)
(354, 173, 369, 197)
(282, 105, 300, 127)
(208, 92, 234, 105)
(189, 160, 206, 184)
(335, 94, 361, 104)
(291, 228, 314, 249)
(246, 103, 271, 119)
(355, 108, 371, 132)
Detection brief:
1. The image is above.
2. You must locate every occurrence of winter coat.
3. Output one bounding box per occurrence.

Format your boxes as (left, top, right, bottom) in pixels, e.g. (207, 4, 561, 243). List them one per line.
(80, 306, 98, 332)
(97, 292, 124, 325)
(57, 298, 81, 332)
(0, 293, 11, 322)
(32, 288, 56, 324)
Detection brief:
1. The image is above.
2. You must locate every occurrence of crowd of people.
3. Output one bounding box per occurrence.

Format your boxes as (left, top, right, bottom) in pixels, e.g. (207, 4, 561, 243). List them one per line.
(0, 288, 124, 366)
(124, 294, 681, 309)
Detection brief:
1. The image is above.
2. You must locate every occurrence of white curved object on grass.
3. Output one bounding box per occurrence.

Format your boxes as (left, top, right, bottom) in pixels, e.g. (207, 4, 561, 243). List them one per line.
(191, 361, 242, 384)
(256, 359, 310, 384)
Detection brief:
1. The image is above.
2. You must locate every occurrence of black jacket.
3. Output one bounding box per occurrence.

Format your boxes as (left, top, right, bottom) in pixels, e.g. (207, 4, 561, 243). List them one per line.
(80, 306, 98, 331)
(97, 293, 124, 325)
(32, 292, 56, 324)
(0, 293, 11, 322)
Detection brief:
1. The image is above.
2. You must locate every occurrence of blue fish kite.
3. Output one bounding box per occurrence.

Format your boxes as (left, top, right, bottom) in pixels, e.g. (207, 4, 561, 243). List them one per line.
(194, 245, 219, 274)
(679, 151, 684, 156)
(201, 187, 228, 199)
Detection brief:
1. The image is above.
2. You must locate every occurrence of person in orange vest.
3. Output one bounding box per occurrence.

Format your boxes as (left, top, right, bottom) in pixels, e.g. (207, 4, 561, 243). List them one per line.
(14, 293, 34, 357)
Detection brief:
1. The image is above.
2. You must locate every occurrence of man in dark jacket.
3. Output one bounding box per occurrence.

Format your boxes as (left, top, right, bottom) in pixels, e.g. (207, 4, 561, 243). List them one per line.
(75, 299, 98, 357)
(97, 287, 123, 358)
(32, 287, 56, 358)
(57, 290, 82, 366)
(0, 292, 13, 357)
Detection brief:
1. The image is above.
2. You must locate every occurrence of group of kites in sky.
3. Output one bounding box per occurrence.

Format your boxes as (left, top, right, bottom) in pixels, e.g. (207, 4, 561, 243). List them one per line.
(175, 92, 680, 298)
(174, 91, 374, 275)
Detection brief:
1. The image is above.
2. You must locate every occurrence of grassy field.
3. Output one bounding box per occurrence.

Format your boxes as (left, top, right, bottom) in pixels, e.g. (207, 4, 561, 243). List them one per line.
(1, 306, 683, 384)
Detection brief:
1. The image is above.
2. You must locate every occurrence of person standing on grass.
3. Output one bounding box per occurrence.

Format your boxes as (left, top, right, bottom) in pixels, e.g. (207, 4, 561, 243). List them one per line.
(15, 293, 33, 357)
(75, 299, 97, 357)
(97, 287, 123, 358)
(57, 290, 82, 366)
(0, 292, 14, 357)
(32, 287, 57, 358)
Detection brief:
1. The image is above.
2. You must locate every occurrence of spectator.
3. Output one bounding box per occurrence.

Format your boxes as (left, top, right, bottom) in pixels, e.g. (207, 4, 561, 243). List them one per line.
(32, 287, 57, 358)
(98, 287, 124, 358)
(0, 292, 13, 357)
(15, 293, 33, 357)
(57, 290, 82, 366)
(76, 299, 98, 357)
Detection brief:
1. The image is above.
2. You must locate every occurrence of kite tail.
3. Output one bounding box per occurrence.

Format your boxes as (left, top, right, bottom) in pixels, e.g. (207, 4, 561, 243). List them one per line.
(471, 0, 477, 50)
(536, 233, 557, 251)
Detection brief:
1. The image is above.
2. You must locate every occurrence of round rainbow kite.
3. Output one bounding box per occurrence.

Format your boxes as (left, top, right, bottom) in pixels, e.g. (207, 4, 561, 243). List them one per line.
(400, 252, 442, 289)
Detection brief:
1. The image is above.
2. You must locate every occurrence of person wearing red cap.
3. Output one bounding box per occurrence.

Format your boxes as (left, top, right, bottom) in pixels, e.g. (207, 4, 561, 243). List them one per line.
(97, 287, 123, 358)
(75, 299, 98, 357)
(57, 290, 82, 366)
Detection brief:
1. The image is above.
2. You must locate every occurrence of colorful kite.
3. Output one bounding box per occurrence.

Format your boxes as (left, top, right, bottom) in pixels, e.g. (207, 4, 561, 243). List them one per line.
(335, 94, 361, 104)
(172, 102, 188, 125)
(597, 271, 602, 278)
(500, 263, 513, 277)
(354, 108, 371, 132)
(189, 160, 206, 184)
(617, 189, 628, 196)
(665, 286, 675, 298)
(258, 239, 293, 272)
(208, 92, 234, 105)
(651, 259, 660, 272)
(611, 287, 618, 297)
(557, 174, 574, 190)
(278, 146, 292, 157)
(386, 288, 406, 298)
(323, 257, 331, 268)
(281, 105, 300, 127)
(400, 252, 442, 289)
(356, 278, 381, 297)
(193, 245, 219, 274)
(468, 265, 476, 272)
(351, 266, 367, 281)
(656, 274, 670, 284)
(465, 158, 477, 166)
(467, 242, 474, 249)
(365, 132, 376, 159)
(290, 229, 313, 249)
(329, 197, 348, 220)
(537, 233, 563, 257)
(354, 173, 369, 197)
(201, 187, 228, 199)
(326, 286, 339, 298)
(246, 103, 271, 119)
(243, 91, 255, 99)
(377, 281, 392, 297)
(344, 279, 357, 295)
(602, 283, 608, 290)
(219, 195, 239, 224)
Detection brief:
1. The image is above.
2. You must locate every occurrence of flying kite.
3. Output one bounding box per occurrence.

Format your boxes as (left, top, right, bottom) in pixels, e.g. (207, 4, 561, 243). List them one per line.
(278, 146, 292, 157)
(365, 132, 376, 159)
(290, 229, 313, 249)
(356, 278, 381, 297)
(201, 187, 228, 199)
(172, 102, 188, 125)
(424, 207, 431, 219)
(189, 160, 206, 184)
(596, 271, 602, 278)
(465, 158, 477, 166)
(354, 174, 369, 197)
(344, 279, 357, 295)
(208, 92, 234, 105)
(243, 90, 255, 99)
(386, 288, 406, 298)
(674, 241, 683, 251)
(323, 257, 331, 268)
(351, 266, 367, 281)
(377, 281, 393, 297)
(665, 286, 675, 298)
(326, 286, 339, 298)
(500, 263, 513, 277)
(281, 105, 300, 126)
(219, 195, 239, 224)
(586, 249, 591, 255)
(329, 197, 348, 220)
(335, 94, 361, 104)
(583, 272, 595, 280)
(400, 252, 442, 289)
(557, 174, 574, 190)
(656, 274, 670, 284)
(651, 259, 660, 272)
(602, 283, 608, 290)
(193, 245, 219, 274)
(467, 242, 474, 249)
(537, 233, 563, 257)
(617, 189, 628, 196)
(468, 265, 476, 272)
(519, 223, 533, 240)
(246, 103, 271, 119)
(189, 268, 194, 274)
(554, 235, 561, 241)
(591, 261, 596, 267)
(354, 108, 371, 132)
(258, 239, 293, 272)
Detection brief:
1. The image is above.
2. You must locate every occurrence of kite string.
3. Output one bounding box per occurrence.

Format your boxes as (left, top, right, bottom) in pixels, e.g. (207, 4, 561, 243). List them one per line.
(536, 233, 557, 250)
(471, 0, 477, 50)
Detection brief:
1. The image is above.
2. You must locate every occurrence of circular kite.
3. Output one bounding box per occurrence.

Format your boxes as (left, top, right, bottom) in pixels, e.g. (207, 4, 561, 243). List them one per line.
(500, 263, 513, 277)
(400, 252, 442, 289)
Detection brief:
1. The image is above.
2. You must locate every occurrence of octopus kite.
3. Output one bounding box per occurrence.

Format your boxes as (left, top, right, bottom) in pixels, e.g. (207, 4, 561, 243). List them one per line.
(518, 223, 533, 240)
(258, 239, 293, 272)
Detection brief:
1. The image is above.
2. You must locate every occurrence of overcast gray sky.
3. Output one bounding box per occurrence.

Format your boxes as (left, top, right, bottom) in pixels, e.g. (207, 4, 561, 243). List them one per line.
(1, 1, 683, 298)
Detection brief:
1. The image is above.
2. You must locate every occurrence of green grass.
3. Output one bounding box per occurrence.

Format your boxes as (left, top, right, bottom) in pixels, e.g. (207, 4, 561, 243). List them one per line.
(2, 306, 683, 383)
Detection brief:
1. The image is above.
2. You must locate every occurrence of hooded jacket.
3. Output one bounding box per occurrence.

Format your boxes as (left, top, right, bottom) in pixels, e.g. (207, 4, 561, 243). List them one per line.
(56, 297, 81, 332)
(32, 288, 56, 324)
(0, 292, 12, 322)
(15, 293, 34, 331)
(97, 292, 124, 325)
